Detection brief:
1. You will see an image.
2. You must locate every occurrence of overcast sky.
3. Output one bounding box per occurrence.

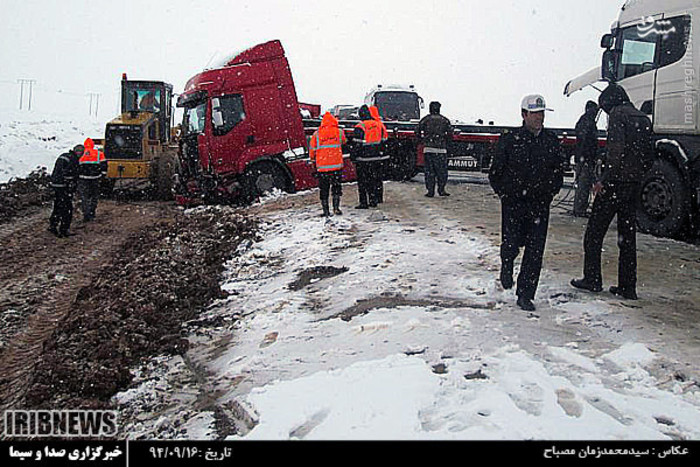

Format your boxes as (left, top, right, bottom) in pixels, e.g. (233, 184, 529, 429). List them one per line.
(0, 0, 624, 127)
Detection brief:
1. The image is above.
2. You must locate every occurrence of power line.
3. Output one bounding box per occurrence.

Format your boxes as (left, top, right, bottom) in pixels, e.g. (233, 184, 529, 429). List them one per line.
(17, 79, 36, 110)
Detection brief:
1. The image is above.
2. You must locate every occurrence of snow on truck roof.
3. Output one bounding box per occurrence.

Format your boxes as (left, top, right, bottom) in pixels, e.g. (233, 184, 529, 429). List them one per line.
(206, 40, 285, 71)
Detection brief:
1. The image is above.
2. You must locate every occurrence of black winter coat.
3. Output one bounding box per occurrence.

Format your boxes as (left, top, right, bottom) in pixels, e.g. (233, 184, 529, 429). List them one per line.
(601, 103, 653, 184)
(51, 152, 79, 189)
(416, 113, 453, 150)
(489, 125, 565, 202)
(575, 110, 598, 166)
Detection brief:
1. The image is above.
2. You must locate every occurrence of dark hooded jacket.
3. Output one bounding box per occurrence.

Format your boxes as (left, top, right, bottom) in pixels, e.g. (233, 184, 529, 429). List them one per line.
(51, 150, 80, 190)
(575, 101, 599, 166)
(489, 125, 564, 202)
(416, 102, 453, 151)
(598, 84, 653, 184)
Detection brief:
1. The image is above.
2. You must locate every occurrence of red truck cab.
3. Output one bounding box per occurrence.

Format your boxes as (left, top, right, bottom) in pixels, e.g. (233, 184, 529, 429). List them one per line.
(176, 40, 355, 203)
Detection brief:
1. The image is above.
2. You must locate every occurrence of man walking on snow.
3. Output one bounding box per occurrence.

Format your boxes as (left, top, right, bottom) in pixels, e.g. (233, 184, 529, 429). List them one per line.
(309, 112, 347, 217)
(488, 94, 565, 312)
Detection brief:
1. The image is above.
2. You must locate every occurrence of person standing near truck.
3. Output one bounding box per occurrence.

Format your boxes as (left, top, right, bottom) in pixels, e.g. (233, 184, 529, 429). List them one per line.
(488, 94, 564, 312)
(416, 101, 453, 197)
(573, 100, 600, 217)
(571, 84, 653, 300)
(352, 105, 386, 208)
(78, 137, 107, 222)
(48, 144, 82, 237)
(309, 112, 347, 216)
(369, 105, 389, 204)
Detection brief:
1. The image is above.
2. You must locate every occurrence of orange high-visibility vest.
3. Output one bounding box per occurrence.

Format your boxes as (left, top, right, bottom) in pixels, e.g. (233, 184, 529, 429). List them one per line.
(310, 113, 346, 172)
(355, 119, 384, 146)
(79, 138, 106, 179)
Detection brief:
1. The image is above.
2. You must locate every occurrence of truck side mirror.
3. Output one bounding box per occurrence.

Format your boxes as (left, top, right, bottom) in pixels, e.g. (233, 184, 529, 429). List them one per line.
(600, 33, 614, 49)
(211, 98, 224, 128)
(601, 49, 619, 82)
(212, 109, 224, 128)
(418, 97, 425, 109)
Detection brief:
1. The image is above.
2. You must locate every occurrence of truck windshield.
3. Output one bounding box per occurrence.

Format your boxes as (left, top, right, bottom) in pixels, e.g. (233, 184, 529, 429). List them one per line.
(184, 102, 207, 135)
(374, 92, 420, 121)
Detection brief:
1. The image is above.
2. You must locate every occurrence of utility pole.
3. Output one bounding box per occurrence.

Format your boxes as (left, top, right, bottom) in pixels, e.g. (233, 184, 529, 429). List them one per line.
(17, 79, 36, 110)
(88, 92, 100, 116)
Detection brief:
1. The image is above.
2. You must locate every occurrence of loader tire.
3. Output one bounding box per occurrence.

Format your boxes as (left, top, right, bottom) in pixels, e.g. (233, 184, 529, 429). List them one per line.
(154, 153, 179, 201)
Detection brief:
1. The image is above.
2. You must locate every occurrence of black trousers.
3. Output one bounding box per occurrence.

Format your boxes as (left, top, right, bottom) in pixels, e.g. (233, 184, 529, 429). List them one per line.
(318, 171, 343, 206)
(79, 179, 100, 221)
(500, 197, 552, 300)
(356, 161, 382, 207)
(49, 187, 73, 234)
(574, 162, 596, 216)
(583, 183, 638, 291)
(424, 152, 448, 195)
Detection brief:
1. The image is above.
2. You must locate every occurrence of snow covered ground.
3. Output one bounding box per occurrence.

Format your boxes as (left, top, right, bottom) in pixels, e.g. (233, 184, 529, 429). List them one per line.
(114, 194, 700, 441)
(0, 110, 102, 183)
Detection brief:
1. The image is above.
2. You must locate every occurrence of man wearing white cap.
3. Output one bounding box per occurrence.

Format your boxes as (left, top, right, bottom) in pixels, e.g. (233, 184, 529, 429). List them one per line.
(488, 94, 565, 312)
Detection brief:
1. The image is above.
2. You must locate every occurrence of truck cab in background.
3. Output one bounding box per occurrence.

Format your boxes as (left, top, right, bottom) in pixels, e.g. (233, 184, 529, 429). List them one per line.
(568, 0, 699, 238)
(364, 84, 424, 121)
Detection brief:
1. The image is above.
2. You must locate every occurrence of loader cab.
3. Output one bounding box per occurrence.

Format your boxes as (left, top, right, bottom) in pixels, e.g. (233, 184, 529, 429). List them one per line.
(121, 78, 174, 144)
(600, 10, 696, 133)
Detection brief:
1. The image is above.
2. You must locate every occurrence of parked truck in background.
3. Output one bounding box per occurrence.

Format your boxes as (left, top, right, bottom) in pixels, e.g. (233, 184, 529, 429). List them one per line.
(565, 0, 699, 238)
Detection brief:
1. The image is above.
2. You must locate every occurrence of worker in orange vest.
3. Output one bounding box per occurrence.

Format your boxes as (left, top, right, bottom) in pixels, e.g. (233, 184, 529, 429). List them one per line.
(78, 137, 107, 221)
(351, 105, 387, 208)
(369, 106, 389, 204)
(310, 112, 347, 216)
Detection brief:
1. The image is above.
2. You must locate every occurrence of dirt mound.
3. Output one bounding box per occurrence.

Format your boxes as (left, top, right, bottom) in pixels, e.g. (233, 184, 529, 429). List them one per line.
(0, 169, 53, 224)
(24, 206, 259, 409)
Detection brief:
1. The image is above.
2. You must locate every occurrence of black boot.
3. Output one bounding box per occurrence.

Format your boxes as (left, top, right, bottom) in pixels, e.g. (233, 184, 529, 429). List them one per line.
(571, 278, 603, 293)
(500, 261, 514, 289)
(332, 196, 342, 216)
(321, 201, 331, 217)
(609, 285, 637, 300)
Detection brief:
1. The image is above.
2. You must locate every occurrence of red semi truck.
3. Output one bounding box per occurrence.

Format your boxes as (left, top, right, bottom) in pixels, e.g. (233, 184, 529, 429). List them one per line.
(175, 40, 586, 204)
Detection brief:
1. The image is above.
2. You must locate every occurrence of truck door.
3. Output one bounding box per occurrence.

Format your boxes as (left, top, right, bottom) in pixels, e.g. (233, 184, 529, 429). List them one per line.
(209, 94, 251, 174)
(612, 15, 664, 114)
(244, 84, 288, 150)
(653, 15, 695, 133)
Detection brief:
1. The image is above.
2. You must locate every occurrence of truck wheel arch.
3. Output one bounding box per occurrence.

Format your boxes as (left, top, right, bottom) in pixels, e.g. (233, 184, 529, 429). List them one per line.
(241, 157, 294, 200)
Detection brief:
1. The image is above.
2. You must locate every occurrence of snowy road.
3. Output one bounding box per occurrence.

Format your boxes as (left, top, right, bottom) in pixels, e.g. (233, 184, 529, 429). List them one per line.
(114, 180, 700, 441)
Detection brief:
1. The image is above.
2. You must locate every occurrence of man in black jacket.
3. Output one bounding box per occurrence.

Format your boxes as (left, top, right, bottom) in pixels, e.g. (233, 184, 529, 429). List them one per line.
(416, 101, 453, 197)
(48, 144, 82, 237)
(573, 100, 599, 217)
(571, 84, 653, 300)
(489, 94, 564, 311)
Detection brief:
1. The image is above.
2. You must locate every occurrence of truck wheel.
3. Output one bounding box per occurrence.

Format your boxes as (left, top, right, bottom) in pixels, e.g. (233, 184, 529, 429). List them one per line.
(244, 161, 291, 200)
(637, 159, 690, 238)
